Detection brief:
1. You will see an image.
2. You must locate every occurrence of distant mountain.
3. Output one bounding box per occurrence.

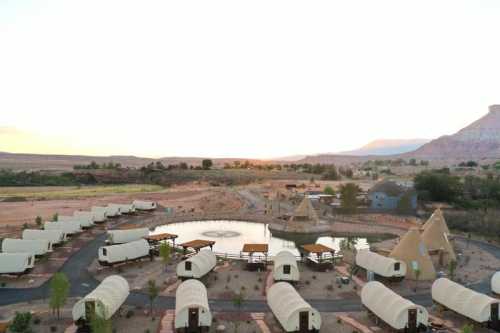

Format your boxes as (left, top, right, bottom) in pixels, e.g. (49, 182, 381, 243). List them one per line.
(406, 105, 500, 160)
(339, 139, 430, 156)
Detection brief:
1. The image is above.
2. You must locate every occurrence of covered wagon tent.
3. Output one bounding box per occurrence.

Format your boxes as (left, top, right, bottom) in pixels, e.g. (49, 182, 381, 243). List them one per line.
(273, 250, 300, 283)
(389, 228, 436, 280)
(107, 228, 149, 245)
(112, 203, 136, 214)
(74, 211, 97, 224)
(493, 272, 500, 296)
(432, 278, 500, 331)
(361, 281, 428, 332)
(23, 229, 66, 245)
(421, 214, 456, 267)
(177, 250, 217, 280)
(98, 239, 151, 266)
(2, 238, 52, 256)
(91, 206, 108, 223)
(105, 205, 122, 217)
(241, 243, 268, 271)
(0, 253, 35, 275)
(300, 244, 335, 272)
(133, 200, 157, 211)
(180, 240, 215, 255)
(59, 214, 93, 229)
(175, 279, 212, 333)
(72, 275, 129, 325)
(44, 220, 82, 235)
(356, 249, 407, 282)
(267, 282, 321, 333)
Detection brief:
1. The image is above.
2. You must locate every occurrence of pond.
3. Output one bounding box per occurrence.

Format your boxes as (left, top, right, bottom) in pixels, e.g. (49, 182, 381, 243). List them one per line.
(151, 220, 370, 256)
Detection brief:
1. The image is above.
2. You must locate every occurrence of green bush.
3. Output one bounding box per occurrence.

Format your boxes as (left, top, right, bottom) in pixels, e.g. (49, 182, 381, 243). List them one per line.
(9, 312, 32, 333)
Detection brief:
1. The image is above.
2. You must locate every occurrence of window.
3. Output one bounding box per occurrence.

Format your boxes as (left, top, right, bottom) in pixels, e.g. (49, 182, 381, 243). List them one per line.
(28, 257, 32, 265)
(102, 248, 107, 256)
(185, 261, 192, 271)
(394, 262, 400, 271)
(283, 265, 291, 275)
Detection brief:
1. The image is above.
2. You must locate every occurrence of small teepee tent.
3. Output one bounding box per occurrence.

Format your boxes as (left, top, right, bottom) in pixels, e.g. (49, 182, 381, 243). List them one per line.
(421, 215, 456, 265)
(290, 197, 319, 224)
(422, 208, 450, 235)
(389, 228, 436, 280)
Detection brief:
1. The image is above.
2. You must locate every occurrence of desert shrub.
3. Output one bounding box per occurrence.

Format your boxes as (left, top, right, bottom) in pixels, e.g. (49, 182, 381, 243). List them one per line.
(33, 317, 41, 325)
(10, 312, 32, 333)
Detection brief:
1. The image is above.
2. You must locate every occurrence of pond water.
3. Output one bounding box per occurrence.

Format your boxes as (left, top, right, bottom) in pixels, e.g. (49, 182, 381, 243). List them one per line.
(151, 220, 370, 256)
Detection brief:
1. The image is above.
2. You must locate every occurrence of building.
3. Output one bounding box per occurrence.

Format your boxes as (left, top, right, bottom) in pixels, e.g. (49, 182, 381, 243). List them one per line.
(368, 180, 417, 211)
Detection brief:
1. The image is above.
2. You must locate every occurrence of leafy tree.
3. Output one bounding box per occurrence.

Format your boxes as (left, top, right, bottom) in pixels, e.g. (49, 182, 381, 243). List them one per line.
(448, 260, 457, 280)
(409, 158, 417, 166)
(9, 312, 33, 333)
(414, 268, 421, 292)
(35, 216, 42, 227)
(89, 314, 112, 333)
(414, 170, 461, 202)
(339, 183, 361, 213)
(52, 213, 59, 222)
(323, 185, 335, 196)
(159, 242, 171, 270)
(202, 159, 213, 170)
(397, 192, 415, 214)
(147, 279, 160, 318)
(179, 162, 188, 170)
(49, 272, 70, 319)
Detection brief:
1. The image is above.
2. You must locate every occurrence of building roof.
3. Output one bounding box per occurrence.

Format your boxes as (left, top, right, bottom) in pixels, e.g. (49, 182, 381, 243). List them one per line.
(301, 244, 334, 254)
(290, 196, 319, 223)
(180, 239, 215, 250)
(242, 243, 268, 253)
(144, 233, 178, 242)
(369, 180, 414, 197)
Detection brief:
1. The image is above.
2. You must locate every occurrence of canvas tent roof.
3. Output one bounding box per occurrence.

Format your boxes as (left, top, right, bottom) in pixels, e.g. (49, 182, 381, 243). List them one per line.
(432, 278, 500, 323)
(290, 197, 319, 223)
(72, 275, 129, 321)
(356, 249, 407, 278)
(175, 279, 211, 326)
(361, 281, 428, 330)
(492, 272, 500, 295)
(422, 208, 450, 235)
(389, 228, 436, 280)
(421, 215, 456, 263)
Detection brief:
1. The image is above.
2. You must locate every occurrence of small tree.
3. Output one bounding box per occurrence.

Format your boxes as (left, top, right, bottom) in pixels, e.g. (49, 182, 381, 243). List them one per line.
(89, 314, 112, 333)
(35, 216, 42, 228)
(324, 185, 335, 196)
(9, 312, 32, 333)
(448, 260, 457, 280)
(147, 279, 160, 319)
(49, 272, 70, 319)
(339, 183, 361, 213)
(202, 159, 213, 170)
(159, 242, 171, 270)
(460, 324, 474, 333)
(232, 290, 246, 333)
(414, 268, 421, 292)
(52, 213, 59, 222)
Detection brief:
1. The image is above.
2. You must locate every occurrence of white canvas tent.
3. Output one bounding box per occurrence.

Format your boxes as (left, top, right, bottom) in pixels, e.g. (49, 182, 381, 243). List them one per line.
(59, 214, 93, 228)
(109, 203, 135, 214)
(361, 281, 428, 331)
(493, 272, 500, 295)
(44, 220, 82, 235)
(2, 238, 52, 256)
(72, 275, 129, 322)
(175, 279, 212, 331)
(132, 200, 157, 211)
(107, 228, 149, 244)
(389, 228, 436, 280)
(0, 253, 35, 274)
(356, 249, 406, 279)
(98, 239, 150, 266)
(91, 207, 108, 222)
(23, 229, 66, 244)
(267, 282, 321, 332)
(176, 250, 217, 279)
(273, 251, 300, 282)
(105, 205, 121, 217)
(432, 278, 500, 324)
(74, 211, 96, 223)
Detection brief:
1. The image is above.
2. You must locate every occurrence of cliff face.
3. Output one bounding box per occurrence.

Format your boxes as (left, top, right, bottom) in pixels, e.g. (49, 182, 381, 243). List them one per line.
(407, 105, 500, 159)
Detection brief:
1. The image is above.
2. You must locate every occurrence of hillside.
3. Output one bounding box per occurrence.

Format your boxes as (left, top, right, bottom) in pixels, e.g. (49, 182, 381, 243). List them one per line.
(339, 139, 429, 156)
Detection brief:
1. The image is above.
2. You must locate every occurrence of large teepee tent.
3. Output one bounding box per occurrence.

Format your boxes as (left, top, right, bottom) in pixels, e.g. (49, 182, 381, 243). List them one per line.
(389, 228, 436, 280)
(290, 197, 319, 224)
(422, 208, 450, 235)
(421, 213, 456, 265)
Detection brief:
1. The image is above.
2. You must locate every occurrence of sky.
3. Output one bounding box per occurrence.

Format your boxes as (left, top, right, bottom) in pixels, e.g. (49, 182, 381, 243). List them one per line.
(1, 0, 500, 159)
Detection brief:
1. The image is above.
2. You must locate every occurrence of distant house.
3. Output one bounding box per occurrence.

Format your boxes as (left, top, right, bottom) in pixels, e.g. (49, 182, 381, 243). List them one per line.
(368, 180, 417, 212)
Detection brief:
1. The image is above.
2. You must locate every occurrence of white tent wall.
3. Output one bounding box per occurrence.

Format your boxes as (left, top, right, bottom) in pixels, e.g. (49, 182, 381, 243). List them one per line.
(105, 205, 121, 217)
(60, 214, 93, 228)
(23, 229, 66, 244)
(0, 253, 35, 274)
(44, 221, 82, 235)
(356, 250, 407, 279)
(91, 207, 108, 222)
(175, 279, 212, 330)
(361, 281, 428, 330)
(176, 250, 217, 279)
(74, 211, 96, 223)
(493, 272, 500, 295)
(107, 228, 149, 244)
(273, 251, 300, 282)
(267, 282, 321, 332)
(98, 239, 150, 265)
(72, 275, 130, 321)
(432, 278, 500, 323)
(109, 204, 135, 214)
(132, 200, 157, 211)
(2, 238, 52, 255)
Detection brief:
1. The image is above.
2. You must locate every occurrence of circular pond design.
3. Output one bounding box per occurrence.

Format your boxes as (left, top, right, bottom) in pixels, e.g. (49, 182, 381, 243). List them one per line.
(151, 220, 369, 256)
